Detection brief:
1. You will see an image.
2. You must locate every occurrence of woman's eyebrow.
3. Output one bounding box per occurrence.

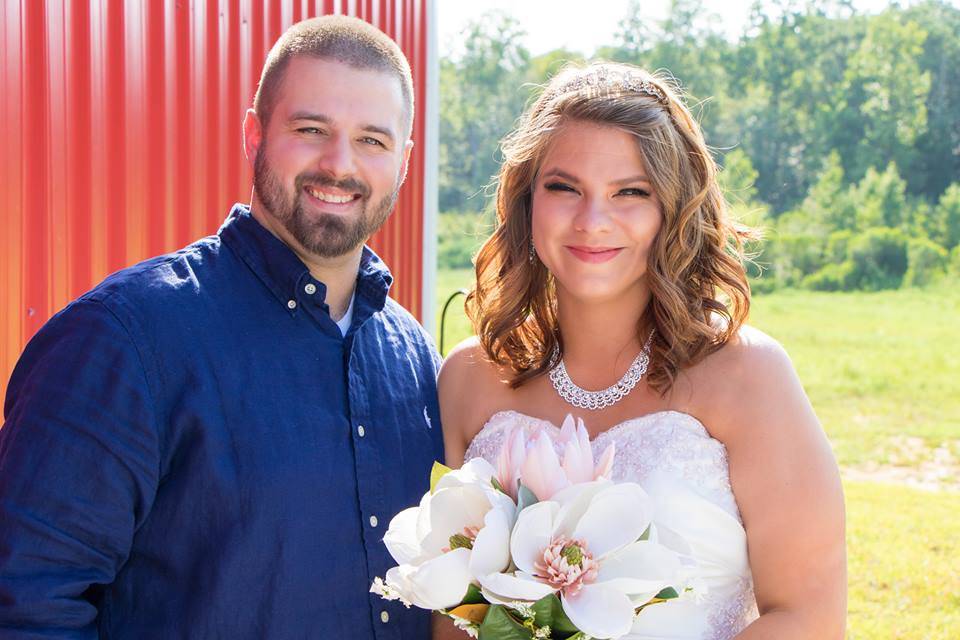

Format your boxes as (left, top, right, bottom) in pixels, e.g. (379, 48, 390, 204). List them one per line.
(540, 168, 579, 182)
(611, 175, 651, 186)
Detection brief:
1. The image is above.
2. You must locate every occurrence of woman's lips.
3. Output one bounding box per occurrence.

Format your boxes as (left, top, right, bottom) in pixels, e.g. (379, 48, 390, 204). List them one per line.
(565, 245, 624, 263)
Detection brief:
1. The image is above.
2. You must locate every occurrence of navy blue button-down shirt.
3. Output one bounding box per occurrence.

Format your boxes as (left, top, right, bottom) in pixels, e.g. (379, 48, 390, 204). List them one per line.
(0, 205, 444, 639)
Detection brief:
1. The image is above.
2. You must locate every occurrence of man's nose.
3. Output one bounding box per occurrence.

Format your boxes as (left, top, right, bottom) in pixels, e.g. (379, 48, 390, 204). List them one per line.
(317, 133, 357, 178)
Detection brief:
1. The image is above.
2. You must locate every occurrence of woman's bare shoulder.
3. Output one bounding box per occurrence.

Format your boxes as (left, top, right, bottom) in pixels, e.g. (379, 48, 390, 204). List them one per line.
(688, 324, 803, 439)
(438, 337, 506, 395)
(438, 337, 514, 458)
(717, 324, 792, 373)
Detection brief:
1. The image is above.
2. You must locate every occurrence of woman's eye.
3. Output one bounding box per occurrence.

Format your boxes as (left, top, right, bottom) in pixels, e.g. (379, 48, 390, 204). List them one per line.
(544, 182, 577, 193)
(617, 188, 651, 197)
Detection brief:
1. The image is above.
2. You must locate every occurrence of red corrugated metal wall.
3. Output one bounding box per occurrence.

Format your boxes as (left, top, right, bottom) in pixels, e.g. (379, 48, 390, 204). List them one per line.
(0, 0, 431, 404)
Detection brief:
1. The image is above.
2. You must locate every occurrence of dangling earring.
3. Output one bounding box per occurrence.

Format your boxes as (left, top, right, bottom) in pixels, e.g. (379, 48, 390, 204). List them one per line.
(528, 238, 537, 264)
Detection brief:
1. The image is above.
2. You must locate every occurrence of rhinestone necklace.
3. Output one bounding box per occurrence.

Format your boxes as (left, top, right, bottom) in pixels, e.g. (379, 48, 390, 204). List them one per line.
(548, 331, 654, 411)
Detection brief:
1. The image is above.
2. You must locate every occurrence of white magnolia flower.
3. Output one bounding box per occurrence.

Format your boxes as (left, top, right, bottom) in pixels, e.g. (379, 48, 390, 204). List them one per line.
(375, 458, 517, 610)
(479, 481, 686, 639)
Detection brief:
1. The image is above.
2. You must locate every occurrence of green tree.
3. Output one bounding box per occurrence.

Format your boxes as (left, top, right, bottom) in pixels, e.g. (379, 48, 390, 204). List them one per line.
(719, 148, 759, 204)
(729, 5, 863, 211)
(439, 12, 531, 213)
(839, 11, 931, 183)
(613, 0, 733, 136)
(803, 262, 855, 291)
(932, 183, 960, 250)
(903, 237, 949, 287)
(801, 151, 856, 231)
(826, 229, 854, 263)
(719, 149, 770, 233)
(846, 227, 909, 290)
(765, 231, 826, 288)
(904, 1, 960, 199)
(850, 163, 908, 230)
(525, 49, 585, 86)
(950, 246, 960, 277)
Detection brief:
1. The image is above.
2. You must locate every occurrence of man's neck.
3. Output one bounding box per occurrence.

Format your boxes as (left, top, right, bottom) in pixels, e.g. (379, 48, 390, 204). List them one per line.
(249, 202, 361, 321)
(301, 251, 361, 321)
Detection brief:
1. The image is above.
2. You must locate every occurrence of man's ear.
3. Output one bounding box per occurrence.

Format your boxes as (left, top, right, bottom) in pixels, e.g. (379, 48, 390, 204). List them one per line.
(398, 139, 414, 186)
(243, 109, 263, 168)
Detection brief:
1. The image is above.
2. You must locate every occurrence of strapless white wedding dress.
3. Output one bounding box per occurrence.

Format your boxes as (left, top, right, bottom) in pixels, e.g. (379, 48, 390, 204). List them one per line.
(464, 410, 759, 640)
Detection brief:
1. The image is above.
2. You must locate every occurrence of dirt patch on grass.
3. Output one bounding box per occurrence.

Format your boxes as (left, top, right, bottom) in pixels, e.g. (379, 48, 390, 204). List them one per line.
(843, 437, 960, 492)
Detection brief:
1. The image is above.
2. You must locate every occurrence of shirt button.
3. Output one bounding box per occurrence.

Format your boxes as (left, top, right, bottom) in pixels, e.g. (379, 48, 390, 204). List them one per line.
(357, 425, 366, 437)
(287, 299, 297, 310)
(304, 283, 317, 295)
(380, 610, 390, 623)
(369, 515, 379, 528)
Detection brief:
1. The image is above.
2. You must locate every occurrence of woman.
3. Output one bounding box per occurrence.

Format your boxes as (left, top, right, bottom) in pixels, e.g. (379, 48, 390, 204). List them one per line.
(436, 63, 846, 639)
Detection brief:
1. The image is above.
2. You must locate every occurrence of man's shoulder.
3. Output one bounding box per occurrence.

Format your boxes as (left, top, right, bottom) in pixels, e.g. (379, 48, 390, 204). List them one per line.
(375, 297, 440, 360)
(386, 297, 440, 337)
(83, 234, 228, 312)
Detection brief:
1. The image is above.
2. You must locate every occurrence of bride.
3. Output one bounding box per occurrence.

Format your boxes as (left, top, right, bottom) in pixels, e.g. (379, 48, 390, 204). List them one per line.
(434, 63, 846, 639)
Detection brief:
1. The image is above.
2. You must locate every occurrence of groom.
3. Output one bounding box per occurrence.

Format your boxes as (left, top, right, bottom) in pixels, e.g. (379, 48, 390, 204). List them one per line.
(0, 15, 442, 639)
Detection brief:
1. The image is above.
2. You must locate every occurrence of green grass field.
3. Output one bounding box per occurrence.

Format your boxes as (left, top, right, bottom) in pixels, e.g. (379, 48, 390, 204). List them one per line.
(435, 268, 960, 638)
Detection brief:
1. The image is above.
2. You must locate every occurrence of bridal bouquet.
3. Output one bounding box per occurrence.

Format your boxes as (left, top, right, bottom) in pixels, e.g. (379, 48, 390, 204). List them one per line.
(371, 416, 693, 639)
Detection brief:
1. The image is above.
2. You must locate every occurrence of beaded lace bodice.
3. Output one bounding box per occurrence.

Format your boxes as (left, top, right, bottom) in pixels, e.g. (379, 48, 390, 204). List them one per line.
(464, 410, 759, 640)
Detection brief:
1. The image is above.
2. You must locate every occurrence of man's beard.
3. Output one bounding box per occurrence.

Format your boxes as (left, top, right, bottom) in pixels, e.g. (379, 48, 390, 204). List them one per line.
(253, 148, 400, 259)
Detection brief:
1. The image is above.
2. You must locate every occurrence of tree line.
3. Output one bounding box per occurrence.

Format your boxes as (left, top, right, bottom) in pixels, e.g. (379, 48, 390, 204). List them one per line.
(438, 0, 960, 291)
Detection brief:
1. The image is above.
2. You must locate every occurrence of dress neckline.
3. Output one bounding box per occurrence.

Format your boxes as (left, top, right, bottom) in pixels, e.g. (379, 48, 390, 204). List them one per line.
(479, 409, 716, 446)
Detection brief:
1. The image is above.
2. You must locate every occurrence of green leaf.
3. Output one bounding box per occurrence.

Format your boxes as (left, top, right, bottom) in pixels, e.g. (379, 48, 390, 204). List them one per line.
(490, 475, 507, 495)
(461, 583, 486, 605)
(531, 594, 579, 637)
(517, 484, 539, 511)
(430, 461, 453, 494)
(654, 586, 680, 600)
(638, 524, 651, 541)
(478, 605, 533, 640)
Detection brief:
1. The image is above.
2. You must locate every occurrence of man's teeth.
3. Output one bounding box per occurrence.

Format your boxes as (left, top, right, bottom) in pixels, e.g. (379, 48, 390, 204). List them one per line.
(307, 187, 354, 204)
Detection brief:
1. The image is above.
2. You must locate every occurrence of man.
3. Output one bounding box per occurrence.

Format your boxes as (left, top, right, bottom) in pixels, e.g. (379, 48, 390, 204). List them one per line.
(0, 16, 442, 639)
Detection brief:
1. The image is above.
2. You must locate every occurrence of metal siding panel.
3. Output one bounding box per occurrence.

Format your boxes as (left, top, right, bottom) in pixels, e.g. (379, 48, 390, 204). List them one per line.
(1, 0, 431, 405)
(22, 0, 52, 342)
(1, 0, 25, 383)
(67, 1, 94, 298)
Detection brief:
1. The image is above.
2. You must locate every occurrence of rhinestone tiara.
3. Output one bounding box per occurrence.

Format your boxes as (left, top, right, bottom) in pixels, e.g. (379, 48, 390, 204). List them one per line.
(547, 67, 669, 106)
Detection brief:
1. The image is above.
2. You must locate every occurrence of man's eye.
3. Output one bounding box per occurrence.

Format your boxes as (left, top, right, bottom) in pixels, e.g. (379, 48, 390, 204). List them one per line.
(544, 182, 577, 193)
(297, 127, 323, 135)
(361, 137, 386, 147)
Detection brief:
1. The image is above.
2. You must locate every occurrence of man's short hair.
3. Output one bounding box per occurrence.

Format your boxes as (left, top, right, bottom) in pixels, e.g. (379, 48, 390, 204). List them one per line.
(253, 15, 414, 138)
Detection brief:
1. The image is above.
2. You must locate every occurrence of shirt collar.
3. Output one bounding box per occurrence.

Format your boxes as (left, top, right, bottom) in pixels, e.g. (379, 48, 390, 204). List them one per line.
(219, 204, 393, 319)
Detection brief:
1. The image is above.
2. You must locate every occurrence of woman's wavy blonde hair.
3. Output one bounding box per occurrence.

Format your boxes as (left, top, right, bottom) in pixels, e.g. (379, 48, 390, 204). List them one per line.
(465, 62, 754, 393)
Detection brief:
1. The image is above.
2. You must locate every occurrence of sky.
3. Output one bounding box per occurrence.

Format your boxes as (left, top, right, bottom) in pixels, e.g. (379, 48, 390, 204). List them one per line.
(437, 0, 948, 58)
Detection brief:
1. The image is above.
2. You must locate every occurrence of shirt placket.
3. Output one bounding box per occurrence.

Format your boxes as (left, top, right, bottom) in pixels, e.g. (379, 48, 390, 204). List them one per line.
(346, 333, 399, 640)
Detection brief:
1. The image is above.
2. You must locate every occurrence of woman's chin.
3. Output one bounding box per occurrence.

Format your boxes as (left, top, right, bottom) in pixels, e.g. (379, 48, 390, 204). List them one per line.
(555, 280, 643, 306)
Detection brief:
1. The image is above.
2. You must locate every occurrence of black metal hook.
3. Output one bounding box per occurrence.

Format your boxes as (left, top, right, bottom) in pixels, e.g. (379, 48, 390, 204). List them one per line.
(439, 288, 469, 355)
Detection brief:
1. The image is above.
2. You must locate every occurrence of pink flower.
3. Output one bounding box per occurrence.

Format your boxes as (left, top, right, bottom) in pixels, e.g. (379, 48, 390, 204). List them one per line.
(533, 535, 599, 597)
(495, 422, 528, 501)
(520, 431, 571, 502)
(494, 415, 616, 502)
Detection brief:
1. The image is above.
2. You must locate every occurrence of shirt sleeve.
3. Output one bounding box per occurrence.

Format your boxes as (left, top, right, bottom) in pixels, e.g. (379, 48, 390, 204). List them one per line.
(0, 297, 161, 638)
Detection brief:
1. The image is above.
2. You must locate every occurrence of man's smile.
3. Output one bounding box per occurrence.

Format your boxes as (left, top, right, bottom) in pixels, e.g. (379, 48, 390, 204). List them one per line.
(304, 185, 361, 205)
